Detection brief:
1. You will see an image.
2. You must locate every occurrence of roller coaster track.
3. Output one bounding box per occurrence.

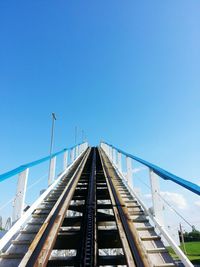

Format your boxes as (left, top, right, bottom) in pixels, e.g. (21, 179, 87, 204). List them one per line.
(0, 147, 176, 267)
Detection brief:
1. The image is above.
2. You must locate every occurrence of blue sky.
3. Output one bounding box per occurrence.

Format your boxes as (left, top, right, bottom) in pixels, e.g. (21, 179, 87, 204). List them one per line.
(0, 1, 200, 229)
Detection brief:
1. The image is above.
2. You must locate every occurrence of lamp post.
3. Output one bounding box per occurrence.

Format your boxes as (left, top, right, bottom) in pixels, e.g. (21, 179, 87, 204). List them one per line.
(48, 113, 57, 186)
(50, 112, 57, 156)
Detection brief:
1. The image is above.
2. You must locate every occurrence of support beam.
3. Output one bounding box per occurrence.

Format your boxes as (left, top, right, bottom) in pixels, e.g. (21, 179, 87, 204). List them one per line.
(111, 147, 114, 163)
(103, 144, 108, 156)
(12, 168, 29, 222)
(79, 144, 83, 154)
(109, 146, 112, 161)
(63, 151, 68, 171)
(48, 157, 56, 186)
(113, 149, 117, 166)
(149, 169, 164, 226)
(71, 148, 75, 163)
(106, 145, 109, 156)
(126, 157, 132, 188)
(76, 145, 79, 159)
(117, 152, 122, 173)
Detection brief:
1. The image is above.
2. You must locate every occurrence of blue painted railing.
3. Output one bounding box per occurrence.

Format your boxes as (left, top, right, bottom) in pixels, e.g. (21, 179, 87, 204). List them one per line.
(103, 142, 200, 196)
(0, 143, 84, 183)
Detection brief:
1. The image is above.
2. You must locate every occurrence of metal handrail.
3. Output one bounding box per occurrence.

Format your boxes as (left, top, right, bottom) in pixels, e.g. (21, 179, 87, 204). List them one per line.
(0, 142, 87, 183)
(111, 159, 194, 267)
(102, 142, 200, 196)
(0, 148, 88, 252)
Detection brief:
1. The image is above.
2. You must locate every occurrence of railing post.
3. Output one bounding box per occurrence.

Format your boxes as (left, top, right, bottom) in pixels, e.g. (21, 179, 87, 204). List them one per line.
(126, 157, 132, 188)
(76, 145, 79, 158)
(149, 169, 164, 226)
(84, 143, 86, 151)
(63, 150, 68, 171)
(12, 168, 29, 222)
(103, 143, 107, 155)
(80, 144, 83, 154)
(111, 147, 114, 163)
(109, 146, 112, 160)
(115, 150, 118, 166)
(117, 152, 122, 173)
(106, 144, 109, 156)
(70, 148, 72, 163)
(74, 147, 76, 159)
(71, 148, 75, 163)
(48, 156, 56, 186)
(100, 142, 104, 151)
(113, 148, 116, 166)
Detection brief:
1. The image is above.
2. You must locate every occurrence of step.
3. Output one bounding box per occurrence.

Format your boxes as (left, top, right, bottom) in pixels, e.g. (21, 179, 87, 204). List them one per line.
(126, 204, 141, 208)
(32, 214, 47, 218)
(147, 247, 167, 253)
(37, 204, 54, 209)
(141, 235, 161, 241)
(128, 211, 144, 216)
(118, 189, 129, 192)
(27, 221, 43, 226)
(154, 264, 176, 267)
(136, 226, 154, 231)
(124, 200, 137, 203)
(20, 229, 38, 234)
(12, 240, 32, 245)
(34, 208, 51, 213)
(33, 211, 49, 215)
(120, 193, 131, 196)
(48, 194, 60, 198)
(53, 189, 65, 192)
(0, 253, 24, 259)
(131, 218, 149, 223)
(44, 198, 58, 202)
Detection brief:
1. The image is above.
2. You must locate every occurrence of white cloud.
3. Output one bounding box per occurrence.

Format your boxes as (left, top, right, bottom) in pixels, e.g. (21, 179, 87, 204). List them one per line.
(132, 167, 147, 174)
(143, 192, 200, 230)
(134, 187, 141, 195)
(144, 191, 188, 210)
(144, 194, 151, 200)
(194, 200, 200, 207)
(160, 191, 188, 210)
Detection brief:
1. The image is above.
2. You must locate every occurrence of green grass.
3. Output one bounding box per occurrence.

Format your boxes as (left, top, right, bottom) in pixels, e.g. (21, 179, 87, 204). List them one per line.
(167, 241, 200, 265)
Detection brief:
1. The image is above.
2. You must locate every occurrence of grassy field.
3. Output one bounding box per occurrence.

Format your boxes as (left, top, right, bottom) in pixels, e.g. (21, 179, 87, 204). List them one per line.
(167, 241, 200, 265)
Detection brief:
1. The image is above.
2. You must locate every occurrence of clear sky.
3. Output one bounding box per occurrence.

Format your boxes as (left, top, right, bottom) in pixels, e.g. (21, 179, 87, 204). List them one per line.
(0, 1, 200, 230)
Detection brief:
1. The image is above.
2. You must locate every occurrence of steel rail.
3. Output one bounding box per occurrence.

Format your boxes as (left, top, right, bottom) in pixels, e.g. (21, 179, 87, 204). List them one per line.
(19, 148, 91, 267)
(99, 148, 151, 267)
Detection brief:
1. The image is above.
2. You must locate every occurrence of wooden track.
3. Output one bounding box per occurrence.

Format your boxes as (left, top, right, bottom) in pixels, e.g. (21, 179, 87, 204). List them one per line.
(0, 147, 175, 267)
